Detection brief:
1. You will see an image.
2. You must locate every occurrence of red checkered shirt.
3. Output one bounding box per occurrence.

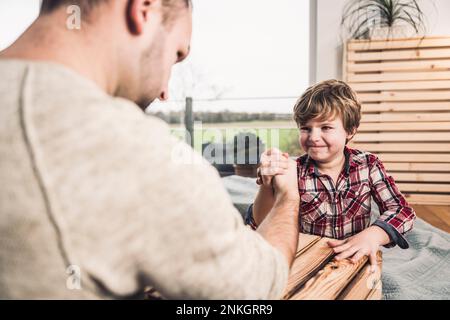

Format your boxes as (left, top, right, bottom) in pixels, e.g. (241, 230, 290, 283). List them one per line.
(246, 147, 416, 248)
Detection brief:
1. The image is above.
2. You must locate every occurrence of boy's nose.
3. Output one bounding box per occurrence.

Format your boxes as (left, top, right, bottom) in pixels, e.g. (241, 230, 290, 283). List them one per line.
(309, 129, 321, 141)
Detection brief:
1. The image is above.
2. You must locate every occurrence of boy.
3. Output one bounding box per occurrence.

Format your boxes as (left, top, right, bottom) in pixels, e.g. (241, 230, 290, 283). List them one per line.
(246, 80, 416, 270)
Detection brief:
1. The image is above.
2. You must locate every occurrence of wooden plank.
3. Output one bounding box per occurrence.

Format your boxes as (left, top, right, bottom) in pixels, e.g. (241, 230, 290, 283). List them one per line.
(393, 172, 450, 183)
(289, 256, 370, 300)
(347, 71, 450, 83)
(350, 142, 450, 152)
(338, 252, 383, 300)
(377, 154, 450, 163)
(296, 233, 321, 257)
(283, 238, 334, 299)
(404, 194, 450, 205)
(348, 48, 450, 62)
(361, 112, 450, 123)
(397, 183, 450, 193)
(383, 162, 450, 172)
(348, 37, 450, 51)
(348, 60, 450, 73)
(362, 102, 450, 112)
(358, 122, 450, 132)
(366, 286, 383, 300)
(350, 80, 450, 92)
(354, 132, 450, 142)
(358, 91, 450, 103)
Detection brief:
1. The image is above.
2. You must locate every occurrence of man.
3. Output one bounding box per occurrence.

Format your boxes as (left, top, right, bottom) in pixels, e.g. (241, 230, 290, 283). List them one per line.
(0, 0, 299, 299)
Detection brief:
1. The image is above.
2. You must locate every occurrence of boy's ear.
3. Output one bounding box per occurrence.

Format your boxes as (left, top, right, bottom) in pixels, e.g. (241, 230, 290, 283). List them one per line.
(346, 127, 357, 144)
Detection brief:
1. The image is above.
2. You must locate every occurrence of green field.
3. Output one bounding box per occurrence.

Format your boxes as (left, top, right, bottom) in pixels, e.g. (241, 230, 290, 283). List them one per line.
(170, 121, 302, 156)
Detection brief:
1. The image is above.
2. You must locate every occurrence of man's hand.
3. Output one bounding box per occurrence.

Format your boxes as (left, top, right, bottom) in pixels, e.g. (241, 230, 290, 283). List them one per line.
(327, 226, 390, 273)
(257, 148, 290, 187)
(272, 156, 299, 202)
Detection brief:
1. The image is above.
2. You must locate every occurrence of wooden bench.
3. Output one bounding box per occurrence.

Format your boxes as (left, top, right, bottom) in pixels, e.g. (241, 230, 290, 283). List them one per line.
(344, 36, 450, 205)
(284, 233, 382, 300)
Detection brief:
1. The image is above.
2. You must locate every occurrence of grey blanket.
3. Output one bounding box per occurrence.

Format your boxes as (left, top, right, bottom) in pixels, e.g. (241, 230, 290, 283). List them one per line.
(222, 175, 450, 300)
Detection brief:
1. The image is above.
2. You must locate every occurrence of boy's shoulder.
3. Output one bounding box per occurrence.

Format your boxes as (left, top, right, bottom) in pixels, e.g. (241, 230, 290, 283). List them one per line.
(347, 147, 382, 168)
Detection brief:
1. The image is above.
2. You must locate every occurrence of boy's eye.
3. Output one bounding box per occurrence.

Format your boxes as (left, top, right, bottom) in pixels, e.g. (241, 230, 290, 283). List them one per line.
(322, 126, 333, 130)
(300, 127, 310, 132)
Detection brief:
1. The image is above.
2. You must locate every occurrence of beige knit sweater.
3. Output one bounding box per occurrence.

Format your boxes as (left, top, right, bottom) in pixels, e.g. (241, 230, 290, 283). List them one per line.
(0, 60, 288, 299)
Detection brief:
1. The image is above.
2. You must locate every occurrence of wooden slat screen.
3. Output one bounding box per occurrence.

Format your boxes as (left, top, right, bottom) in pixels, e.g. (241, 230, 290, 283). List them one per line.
(344, 36, 450, 205)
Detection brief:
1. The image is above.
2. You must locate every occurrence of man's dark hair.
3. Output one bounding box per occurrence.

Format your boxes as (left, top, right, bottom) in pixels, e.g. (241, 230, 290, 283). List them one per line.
(40, 0, 191, 15)
(40, 0, 109, 14)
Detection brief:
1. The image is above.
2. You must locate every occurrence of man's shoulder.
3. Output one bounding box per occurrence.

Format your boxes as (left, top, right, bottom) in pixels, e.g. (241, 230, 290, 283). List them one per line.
(26, 60, 169, 131)
(0, 59, 174, 155)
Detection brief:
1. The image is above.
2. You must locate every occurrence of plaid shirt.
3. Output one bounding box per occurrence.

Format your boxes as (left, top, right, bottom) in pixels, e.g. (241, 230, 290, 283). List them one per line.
(246, 147, 416, 249)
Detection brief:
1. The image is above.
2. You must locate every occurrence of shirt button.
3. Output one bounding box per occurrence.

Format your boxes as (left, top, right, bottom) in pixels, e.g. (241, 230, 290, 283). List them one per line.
(355, 191, 359, 196)
(314, 198, 318, 202)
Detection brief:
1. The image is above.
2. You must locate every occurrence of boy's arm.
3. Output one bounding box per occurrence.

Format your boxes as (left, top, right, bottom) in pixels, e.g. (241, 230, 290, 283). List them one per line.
(252, 184, 276, 226)
(369, 155, 417, 249)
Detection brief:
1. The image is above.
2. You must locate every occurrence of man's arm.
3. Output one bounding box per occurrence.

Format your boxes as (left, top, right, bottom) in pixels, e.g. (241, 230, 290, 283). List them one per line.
(49, 101, 294, 299)
(257, 158, 300, 267)
(252, 148, 291, 226)
(257, 193, 299, 267)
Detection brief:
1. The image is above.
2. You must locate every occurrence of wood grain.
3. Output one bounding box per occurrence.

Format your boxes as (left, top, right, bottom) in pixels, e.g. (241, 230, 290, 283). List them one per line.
(348, 36, 450, 51)
(289, 255, 369, 300)
(284, 235, 384, 300)
(283, 237, 334, 299)
(338, 252, 383, 300)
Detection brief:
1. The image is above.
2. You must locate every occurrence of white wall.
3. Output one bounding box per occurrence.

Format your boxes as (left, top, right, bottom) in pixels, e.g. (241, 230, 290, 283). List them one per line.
(315, 0, 450, 82)
(0, 0, 41, 50)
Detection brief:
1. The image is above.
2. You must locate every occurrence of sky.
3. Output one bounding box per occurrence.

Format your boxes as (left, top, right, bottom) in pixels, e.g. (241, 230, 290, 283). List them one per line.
(0, 0, 310, 113)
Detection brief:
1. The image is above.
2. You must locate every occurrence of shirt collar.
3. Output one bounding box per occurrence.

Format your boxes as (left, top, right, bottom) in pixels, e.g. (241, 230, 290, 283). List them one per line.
(304, 146, 356, 177)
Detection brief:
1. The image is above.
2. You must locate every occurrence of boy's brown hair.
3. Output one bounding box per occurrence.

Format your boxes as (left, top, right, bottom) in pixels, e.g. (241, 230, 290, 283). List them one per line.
(293, 79, 361, 135)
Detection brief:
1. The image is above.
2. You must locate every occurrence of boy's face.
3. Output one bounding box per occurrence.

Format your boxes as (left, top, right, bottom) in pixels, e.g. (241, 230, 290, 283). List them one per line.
(299, 116, 353, 163)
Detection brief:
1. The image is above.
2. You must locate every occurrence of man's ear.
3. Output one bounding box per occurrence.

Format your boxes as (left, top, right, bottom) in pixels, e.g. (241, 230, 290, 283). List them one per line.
(127, 0, 160, 34)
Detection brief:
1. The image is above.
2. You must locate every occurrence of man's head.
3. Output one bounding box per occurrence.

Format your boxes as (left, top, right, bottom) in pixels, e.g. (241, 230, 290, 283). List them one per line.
(40, 0, 192, 110)
(40, 0, 109, 15)
(293, 80, 361, 163)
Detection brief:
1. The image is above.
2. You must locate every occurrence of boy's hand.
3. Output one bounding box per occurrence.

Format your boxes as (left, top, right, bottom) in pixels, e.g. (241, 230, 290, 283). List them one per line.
(256, 148, 290, 187)
(327, 226, 390, 273)
(272, 156, 299, 201)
